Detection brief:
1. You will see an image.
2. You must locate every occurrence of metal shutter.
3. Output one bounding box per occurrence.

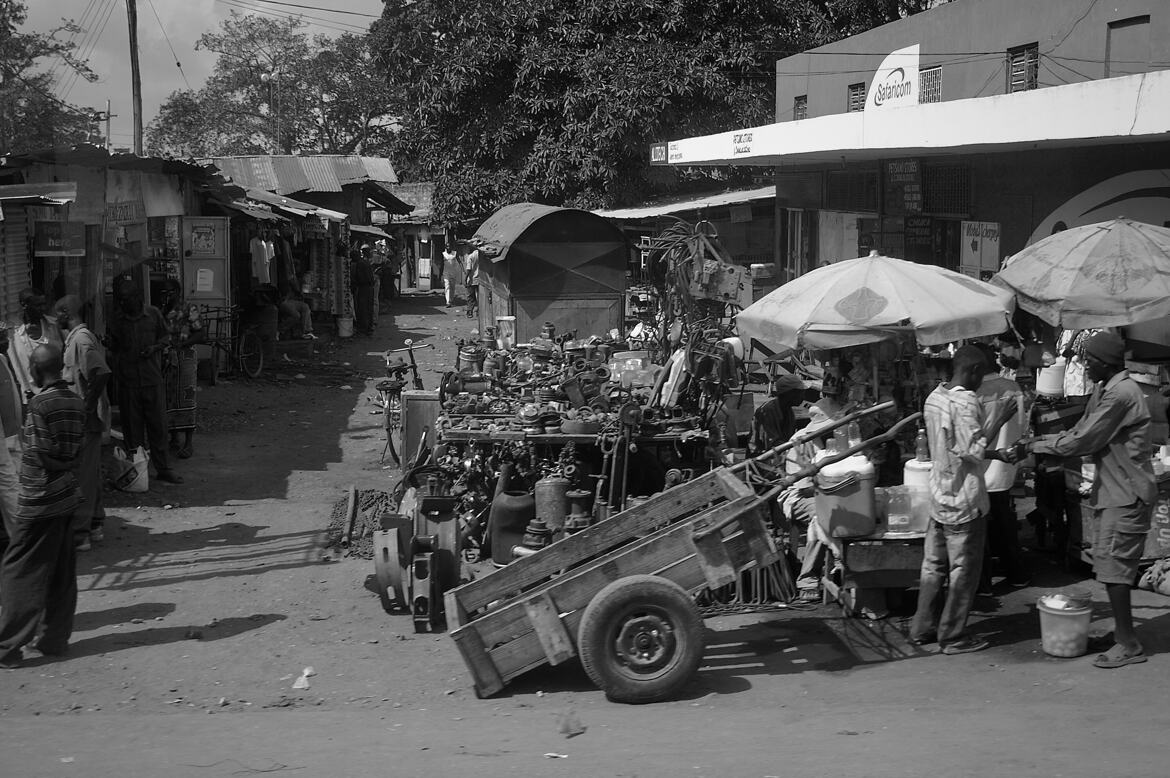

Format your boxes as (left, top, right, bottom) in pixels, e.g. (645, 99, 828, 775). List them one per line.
(847, 83, 867, 112)
(1007, 45, 1038, 93)
(1, 208, 30, 326)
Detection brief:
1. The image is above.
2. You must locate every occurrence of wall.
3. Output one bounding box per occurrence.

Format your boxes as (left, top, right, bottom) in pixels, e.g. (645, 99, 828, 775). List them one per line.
(776, 0, 1168, 120)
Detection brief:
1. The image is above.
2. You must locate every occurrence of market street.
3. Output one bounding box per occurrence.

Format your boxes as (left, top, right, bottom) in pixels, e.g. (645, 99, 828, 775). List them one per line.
(2, 297, 1169, 778)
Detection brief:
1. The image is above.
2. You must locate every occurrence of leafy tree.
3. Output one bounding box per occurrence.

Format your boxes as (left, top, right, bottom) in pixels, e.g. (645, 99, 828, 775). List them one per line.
(146, 13, 399, 158)
(370, 0, 945, 223)
(0, 0, 97, 154)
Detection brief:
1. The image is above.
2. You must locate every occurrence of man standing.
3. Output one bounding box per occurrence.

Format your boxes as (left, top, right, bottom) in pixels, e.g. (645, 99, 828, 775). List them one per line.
(463, 245, 480, 320)
(107, 281, 182, 484)
(441, 242, 458, 309)
(910, 345, 1016, 654)
(0, 344, 86, 669)
(8, 288, 63, 408)
(55, 296, 111, 549)
(0, 322, 22, 533)
(973, 343, 1029, 590)
(350, 248, 376, 336)
(1027, 331, 1155, 668)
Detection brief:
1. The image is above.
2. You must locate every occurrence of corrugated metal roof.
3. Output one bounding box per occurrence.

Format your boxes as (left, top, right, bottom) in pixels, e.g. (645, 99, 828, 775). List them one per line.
(471, 203, 599, 263)
(200, 155, 400, 196)
(592, 185, 775, 219)
(381, 182, 431, 220)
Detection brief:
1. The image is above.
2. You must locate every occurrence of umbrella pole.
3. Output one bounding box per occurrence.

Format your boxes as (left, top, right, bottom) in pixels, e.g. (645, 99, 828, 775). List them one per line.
(872, 343, 880, 400)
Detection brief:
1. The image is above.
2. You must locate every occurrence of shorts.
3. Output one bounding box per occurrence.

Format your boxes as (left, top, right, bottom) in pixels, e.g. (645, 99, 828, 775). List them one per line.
(1092, 501, 1151, 585)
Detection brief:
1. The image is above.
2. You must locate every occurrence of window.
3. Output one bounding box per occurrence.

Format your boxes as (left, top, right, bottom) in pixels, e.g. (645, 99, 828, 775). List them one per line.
(1106, 16, 1151, 78)
(847, 82, 866, 112)
(793, 94, 808, 120)
(1006, 43, 1038, 92)
(919, 66, 942, 103)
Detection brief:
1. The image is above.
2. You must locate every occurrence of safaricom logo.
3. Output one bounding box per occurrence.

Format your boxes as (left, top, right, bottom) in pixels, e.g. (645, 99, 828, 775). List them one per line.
(874, 67, 913, 105)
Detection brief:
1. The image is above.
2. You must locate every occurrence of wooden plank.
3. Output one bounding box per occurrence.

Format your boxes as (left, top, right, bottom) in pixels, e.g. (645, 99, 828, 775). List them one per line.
(522, 593, 576, 666)
(714, 468, 754, 499)
(450, 470, 729, 614)
(689, 495, 763, 541)
(692, 531, 737, 588)
(449, 621, 505, 697)
(444, 589, 468, 630)
(737, 505, 779, 568)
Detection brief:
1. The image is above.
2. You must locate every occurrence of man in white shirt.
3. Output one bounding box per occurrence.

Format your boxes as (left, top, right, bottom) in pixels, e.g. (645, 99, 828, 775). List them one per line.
(440, 244, 458, 309)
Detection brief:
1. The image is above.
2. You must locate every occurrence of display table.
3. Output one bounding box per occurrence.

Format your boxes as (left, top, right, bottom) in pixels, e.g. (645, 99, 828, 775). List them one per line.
(821, 532, 925, 616)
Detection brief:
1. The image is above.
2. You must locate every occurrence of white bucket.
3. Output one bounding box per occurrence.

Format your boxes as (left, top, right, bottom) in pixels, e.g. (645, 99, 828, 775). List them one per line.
(337, 316, 354, 338)
(1037, 590, 1092, 657)
(1036, 358, 1067, 398)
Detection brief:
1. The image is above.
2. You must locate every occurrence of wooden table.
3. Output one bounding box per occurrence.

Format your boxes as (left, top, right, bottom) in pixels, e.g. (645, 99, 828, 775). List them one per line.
(822, 531, 926, 616)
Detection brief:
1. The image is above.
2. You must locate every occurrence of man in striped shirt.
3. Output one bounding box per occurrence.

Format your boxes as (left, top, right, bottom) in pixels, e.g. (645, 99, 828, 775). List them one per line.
(0, 344, 86, 669)
(910, 346, 1017, 655)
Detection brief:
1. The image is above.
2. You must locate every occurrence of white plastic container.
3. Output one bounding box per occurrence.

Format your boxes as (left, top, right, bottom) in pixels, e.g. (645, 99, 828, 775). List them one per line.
(495, 316, 517, 349)
(903, 459, 932, 490)
(814, 454, 876, 538)
(1036, 358, 1067, 398)
(1037, 590, 1093, 658)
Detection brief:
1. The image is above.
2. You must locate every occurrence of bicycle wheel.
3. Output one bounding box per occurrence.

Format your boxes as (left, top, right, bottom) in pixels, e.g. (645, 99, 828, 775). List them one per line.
(238, 330, 264, 378)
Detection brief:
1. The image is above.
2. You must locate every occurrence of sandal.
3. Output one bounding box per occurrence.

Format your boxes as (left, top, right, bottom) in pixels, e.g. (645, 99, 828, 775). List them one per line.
(1092, 643, 1147, 669)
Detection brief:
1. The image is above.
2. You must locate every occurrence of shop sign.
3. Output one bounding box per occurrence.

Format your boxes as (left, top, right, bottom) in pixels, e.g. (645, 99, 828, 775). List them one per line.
(867, 44, 919, 110)
(106, 200, 145, 223)
(884, 159, 922, 215)
(34, 220, 86, 257)
(960, 220, 1001, 280)
(649, 143, 668, 165)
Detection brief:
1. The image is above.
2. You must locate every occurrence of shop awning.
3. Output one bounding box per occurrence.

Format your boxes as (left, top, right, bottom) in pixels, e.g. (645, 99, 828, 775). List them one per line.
(244, 188, 347, 222)
(653, 70, 1170, 168)
(0, 181, 77, 206)
(350, 223, 390, 239)
(593, 186, 775, 219)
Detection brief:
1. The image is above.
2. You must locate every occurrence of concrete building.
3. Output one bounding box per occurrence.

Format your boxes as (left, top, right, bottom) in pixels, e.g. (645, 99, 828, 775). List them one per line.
(653, 0, 1170, 281)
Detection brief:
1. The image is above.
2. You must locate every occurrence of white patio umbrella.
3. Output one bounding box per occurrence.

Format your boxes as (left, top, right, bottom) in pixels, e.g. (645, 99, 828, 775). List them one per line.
(992, 217, 1170, 329)
(736, 251, 1016, 353)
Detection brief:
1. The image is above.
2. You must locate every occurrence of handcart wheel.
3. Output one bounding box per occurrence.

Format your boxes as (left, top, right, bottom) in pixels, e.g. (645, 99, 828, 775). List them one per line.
(238, 330, 264, 378)
(577, 575, 704, 704)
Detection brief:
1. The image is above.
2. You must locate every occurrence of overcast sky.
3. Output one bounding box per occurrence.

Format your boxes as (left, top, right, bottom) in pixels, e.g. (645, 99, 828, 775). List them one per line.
(26, 0, 385, 151)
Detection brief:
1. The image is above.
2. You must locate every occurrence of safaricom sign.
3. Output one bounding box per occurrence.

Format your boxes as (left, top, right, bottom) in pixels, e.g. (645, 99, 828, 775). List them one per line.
(866, 44, 920, 110)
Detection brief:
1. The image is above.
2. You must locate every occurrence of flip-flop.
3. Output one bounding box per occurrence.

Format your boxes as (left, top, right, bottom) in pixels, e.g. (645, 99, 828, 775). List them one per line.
(1093, 644, 1148, 669)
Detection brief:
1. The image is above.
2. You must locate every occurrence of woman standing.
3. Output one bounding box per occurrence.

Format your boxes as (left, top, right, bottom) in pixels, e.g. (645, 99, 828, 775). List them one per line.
(159, 280, 204, 459)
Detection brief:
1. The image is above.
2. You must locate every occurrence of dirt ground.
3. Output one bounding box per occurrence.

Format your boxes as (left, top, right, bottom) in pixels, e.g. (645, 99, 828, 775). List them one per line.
(2, 293, 1170, 777)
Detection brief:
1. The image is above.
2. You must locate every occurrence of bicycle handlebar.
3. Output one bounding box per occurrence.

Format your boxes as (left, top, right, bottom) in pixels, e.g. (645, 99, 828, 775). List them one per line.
(384, 342, 435, 354)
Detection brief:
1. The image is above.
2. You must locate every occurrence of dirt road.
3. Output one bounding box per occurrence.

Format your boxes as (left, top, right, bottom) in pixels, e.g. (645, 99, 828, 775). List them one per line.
(2, 295, 1168, 777)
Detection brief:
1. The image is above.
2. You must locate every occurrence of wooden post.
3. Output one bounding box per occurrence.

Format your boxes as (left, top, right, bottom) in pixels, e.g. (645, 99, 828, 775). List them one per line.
(125, 0, 143, 155)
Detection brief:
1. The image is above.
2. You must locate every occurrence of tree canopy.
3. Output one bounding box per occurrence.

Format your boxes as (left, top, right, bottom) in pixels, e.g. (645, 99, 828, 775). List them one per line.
(146, 12, 399, 158)
(0, 0, 97, 154)
(369, 0, 941, 224)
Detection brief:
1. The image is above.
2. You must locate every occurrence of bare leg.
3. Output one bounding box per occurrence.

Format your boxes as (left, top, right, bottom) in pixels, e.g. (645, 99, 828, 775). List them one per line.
(1106, 582, 1140, 651)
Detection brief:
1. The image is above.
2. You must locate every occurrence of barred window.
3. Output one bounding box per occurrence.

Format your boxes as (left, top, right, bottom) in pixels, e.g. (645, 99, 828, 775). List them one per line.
(1007, 44, 1038, 92)
(847, 82, 866, 112)
(919, 66, 942, 103)
(794, 94, 808, 120)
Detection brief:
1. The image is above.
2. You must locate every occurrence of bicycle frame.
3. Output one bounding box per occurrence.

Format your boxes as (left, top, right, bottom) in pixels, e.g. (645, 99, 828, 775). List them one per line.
(369, 339, 434, 465)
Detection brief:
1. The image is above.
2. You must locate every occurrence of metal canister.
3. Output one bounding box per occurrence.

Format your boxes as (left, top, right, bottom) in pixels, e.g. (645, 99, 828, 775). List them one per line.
(534, 473, 571, 533)
(458, 345, 485, 372)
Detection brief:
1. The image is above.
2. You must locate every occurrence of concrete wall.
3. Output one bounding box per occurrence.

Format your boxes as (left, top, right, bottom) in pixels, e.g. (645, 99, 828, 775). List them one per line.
(776, 0, 1169, 120)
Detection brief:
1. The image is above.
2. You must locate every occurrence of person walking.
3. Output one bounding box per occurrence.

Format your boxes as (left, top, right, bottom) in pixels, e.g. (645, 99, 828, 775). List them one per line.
(910, 345, 1017, 654)
(463, 245, 480, 319)
(107, 280, 182, 485)
(0, 344, 86, 669)
(1026, 331, 1156, 668)
(973, 343, 1029, 591)
(54, 296, 111, 550)
(8, 288, 63, 408)
(441, 243, 457, 309)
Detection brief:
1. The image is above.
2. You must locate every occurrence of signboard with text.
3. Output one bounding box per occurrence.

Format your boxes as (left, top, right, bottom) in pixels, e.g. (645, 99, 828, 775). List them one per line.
(867, 44, 920, 110)
(884, 159, 922, 215)
(34, 221, 86, 257)
(960, 221, 1001, 280)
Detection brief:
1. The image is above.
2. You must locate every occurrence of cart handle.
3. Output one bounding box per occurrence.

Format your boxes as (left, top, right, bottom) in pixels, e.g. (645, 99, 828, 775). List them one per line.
(729, 400, 897, 473)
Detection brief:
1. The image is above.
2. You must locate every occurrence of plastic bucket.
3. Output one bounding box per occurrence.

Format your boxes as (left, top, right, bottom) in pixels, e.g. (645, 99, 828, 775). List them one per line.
(337, 316, 354, 338)
(1037, 589, 1093, 657)
(814, 471, 876, 538)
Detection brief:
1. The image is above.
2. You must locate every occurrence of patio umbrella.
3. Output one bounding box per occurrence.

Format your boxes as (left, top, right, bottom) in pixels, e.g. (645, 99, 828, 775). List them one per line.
(736, 251, 1015, 352)
(992, 218, 1170, 329)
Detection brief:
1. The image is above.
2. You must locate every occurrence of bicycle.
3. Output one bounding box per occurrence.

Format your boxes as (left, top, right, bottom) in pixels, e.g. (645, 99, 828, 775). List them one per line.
(200, 305, 264, 385)
(369, 339, 434, 466)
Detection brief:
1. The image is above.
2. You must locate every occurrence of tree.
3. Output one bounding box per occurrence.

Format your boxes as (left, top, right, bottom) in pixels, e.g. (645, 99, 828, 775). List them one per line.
(146, 13, 400, 158)
(370, 0, 945, 223)
(0, 0, 97, 154)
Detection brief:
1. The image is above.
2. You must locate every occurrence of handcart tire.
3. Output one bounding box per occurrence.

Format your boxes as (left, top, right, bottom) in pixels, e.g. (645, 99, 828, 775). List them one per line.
(578, 575, 704, 704)
(238, 330, 264, 378)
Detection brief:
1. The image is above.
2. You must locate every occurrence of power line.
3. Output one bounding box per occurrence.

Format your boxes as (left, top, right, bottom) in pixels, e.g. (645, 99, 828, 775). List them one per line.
(49, 0, 102, 84)
(216, 0, 369, 34)
(60, 0, 120, 100)
(52, 0, 113, 94)
(146, 0, 193, 89)
(243, 0, 381, 19)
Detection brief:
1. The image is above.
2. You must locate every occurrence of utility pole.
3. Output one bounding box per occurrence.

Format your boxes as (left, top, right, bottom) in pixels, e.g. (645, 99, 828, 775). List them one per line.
(126, 0, 143, 155)
(105, 99, 114, 152)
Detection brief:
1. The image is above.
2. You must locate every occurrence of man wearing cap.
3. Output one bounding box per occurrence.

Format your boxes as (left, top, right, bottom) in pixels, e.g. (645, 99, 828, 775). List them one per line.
(749, 373, 804, 455)
(1027, 330, 1155, 668)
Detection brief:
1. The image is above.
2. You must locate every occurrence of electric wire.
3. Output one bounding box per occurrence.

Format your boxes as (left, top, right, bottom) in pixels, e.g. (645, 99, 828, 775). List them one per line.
(60, 0, 120, 101)
(48, 0, 101, 84)
(216, 0, 369, 34)
(51, 0, 113, 95)
(145, 0, 193, 89)
(242, 0, 381, 18)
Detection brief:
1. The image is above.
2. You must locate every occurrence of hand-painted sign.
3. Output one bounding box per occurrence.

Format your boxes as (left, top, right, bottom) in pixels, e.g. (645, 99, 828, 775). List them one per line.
(34, 221, 86, 257)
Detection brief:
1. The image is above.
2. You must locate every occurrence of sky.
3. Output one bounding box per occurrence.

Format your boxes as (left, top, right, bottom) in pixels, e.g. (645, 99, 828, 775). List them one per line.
(25, 0, 386, 151)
